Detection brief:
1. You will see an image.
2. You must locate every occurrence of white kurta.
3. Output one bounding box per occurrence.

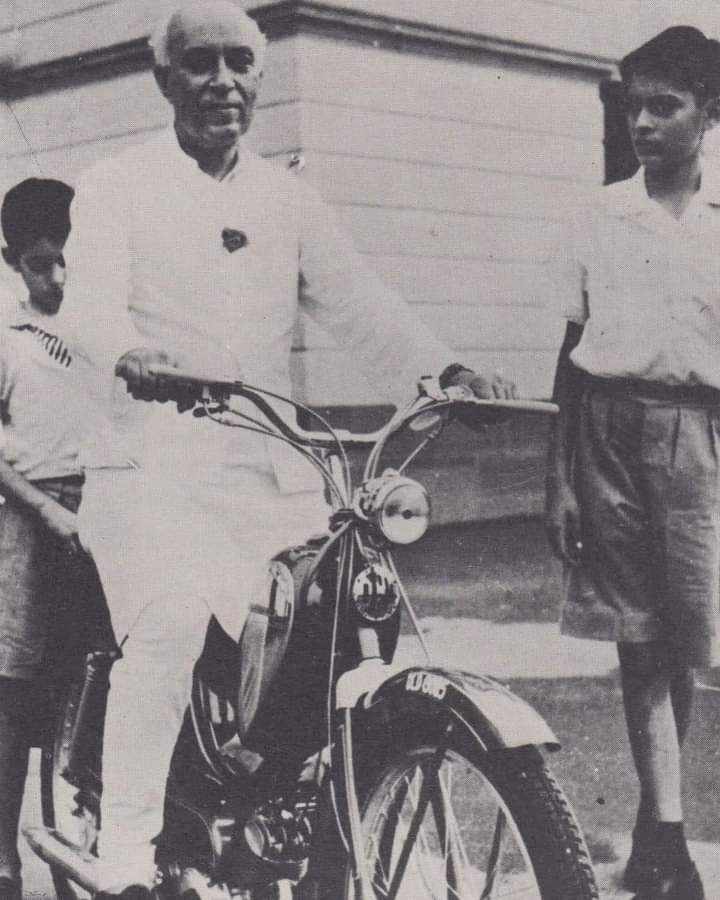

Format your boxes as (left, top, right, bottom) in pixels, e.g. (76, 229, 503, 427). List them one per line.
(59, 128, 453, 485)
(58, 129, 457, 890)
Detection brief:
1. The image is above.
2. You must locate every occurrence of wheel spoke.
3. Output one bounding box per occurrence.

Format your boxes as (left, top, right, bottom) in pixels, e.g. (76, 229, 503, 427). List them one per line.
(384, 746, 447, 900)
(429, 769, 459, 899)
(435, 762, 473, 877)
(479, 810, 506, 900)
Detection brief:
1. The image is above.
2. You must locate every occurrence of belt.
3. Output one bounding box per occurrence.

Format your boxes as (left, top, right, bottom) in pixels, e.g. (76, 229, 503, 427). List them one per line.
(584, 375, 720, 407)
(31, 474, 85, 488)
(29, 474, 84, 513)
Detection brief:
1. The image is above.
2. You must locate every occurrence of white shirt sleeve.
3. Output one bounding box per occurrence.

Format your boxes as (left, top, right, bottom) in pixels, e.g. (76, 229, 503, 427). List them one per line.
(295, 180, 455, 402)
(0, 332, 12, 414)
(556, 208, 590, 326)
(56, 161, 145, 406)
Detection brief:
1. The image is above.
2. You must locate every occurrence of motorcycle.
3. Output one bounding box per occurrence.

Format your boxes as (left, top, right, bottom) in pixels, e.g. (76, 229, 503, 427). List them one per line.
(25, 369, 599, 900)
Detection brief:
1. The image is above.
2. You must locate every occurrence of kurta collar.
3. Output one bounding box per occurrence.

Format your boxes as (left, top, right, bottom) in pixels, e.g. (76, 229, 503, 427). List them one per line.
(156, 126, 251, 184)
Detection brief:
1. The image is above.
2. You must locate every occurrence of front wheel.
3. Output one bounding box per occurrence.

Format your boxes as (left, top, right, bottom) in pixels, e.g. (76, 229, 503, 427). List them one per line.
(341, 737, 598, 900)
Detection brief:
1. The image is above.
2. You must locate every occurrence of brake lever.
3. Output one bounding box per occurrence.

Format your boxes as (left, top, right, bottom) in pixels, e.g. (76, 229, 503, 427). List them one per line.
(417, 376, 447, 401)
(192, 404, 227, 418)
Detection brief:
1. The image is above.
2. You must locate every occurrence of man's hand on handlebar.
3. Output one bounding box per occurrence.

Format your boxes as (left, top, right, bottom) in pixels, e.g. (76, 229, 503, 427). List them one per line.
(442, 365, 517, 400)
(115, 348, 197, 412)
(439, 363, 517, 428)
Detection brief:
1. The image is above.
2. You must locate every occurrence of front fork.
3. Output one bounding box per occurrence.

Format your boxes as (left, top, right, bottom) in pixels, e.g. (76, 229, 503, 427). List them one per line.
(332, 631, 400, 900)
(336, 708, 371, 900)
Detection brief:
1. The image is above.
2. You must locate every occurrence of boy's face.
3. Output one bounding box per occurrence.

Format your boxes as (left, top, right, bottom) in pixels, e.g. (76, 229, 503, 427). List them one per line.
(14, 237, 67, 315)
(624, 73, 717, 173)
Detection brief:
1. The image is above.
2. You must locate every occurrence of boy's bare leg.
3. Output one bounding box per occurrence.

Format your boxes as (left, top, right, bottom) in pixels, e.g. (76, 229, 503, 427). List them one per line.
(619, 641, 683, 822)
(0, 678, 32, 889)
(670, 665, 695, 747)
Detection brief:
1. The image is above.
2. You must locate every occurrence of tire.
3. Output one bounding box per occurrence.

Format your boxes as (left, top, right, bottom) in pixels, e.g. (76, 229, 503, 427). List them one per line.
(319, 734, 598, 900)
(40, 678, 103, 900)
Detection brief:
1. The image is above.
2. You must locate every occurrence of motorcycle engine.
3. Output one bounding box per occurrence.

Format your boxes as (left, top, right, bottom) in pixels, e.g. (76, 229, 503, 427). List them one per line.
(160, 785, 318, 896)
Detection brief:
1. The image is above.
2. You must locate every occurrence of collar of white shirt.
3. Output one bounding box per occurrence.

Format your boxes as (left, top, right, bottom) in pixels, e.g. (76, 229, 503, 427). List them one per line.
(612, 165, 720, 222)
(11, 302, 49, 328)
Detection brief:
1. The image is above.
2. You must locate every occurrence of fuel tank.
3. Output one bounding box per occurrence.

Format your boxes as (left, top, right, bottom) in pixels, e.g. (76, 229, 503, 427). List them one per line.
(195, 537, 400, 779)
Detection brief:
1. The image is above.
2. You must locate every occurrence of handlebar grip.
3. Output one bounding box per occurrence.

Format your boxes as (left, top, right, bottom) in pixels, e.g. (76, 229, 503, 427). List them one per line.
(477, 398, 558, 415)
(145, 364, 238, 391)
(442, 386, 558, 416)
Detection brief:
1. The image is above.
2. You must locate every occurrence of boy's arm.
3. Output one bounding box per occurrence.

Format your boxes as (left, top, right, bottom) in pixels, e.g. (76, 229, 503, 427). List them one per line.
(0, 458, 78, 548)
(546, 320, 585, 565)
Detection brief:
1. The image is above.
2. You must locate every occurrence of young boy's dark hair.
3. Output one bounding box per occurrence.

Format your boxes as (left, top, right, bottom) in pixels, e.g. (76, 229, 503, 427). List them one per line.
(620, 25, 720, 101)
(1, 178, 74, 268)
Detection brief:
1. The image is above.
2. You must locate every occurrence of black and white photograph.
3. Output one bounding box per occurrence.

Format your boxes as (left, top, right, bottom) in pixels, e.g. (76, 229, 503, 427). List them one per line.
(1, 2, 720, 898)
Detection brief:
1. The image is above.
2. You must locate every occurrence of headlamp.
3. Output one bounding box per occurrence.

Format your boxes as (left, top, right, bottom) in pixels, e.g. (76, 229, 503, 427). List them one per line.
(354, 471, 430, 545)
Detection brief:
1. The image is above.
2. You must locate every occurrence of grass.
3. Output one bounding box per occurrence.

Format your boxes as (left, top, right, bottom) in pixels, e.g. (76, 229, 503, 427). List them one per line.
(393, 516, 562, 624)
(508, 675, 720, 851)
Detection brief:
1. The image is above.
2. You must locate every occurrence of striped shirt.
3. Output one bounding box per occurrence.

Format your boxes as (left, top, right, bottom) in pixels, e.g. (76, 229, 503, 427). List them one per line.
(0, 304, 87, 480)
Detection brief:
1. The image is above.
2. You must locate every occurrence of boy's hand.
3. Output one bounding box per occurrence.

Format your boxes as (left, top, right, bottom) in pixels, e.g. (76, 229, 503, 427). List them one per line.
(546, 479, 582, 566)
(38, 499, 81, 554)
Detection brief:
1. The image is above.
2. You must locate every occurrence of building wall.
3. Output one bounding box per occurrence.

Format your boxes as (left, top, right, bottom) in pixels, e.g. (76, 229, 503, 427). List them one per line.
(1, 1, 719, 405)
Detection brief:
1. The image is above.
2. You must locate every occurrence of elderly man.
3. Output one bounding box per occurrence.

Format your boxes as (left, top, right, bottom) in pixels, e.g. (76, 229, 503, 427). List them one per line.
(59, 1, 513, 894)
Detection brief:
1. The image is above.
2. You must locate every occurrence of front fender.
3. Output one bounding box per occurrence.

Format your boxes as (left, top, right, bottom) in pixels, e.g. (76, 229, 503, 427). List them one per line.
(363, 665, 559, 752)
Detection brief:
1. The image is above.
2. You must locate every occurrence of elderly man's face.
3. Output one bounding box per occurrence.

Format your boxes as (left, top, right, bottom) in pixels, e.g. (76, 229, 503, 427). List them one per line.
(158, 9, 263, 153)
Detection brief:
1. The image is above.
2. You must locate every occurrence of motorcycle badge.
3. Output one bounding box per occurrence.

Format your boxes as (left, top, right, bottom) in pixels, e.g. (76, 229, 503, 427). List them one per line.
(352, 562, 399, 622)
(222, 227, 248, 253)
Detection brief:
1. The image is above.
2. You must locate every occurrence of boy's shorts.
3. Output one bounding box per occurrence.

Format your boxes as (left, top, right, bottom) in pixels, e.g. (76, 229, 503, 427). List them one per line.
(561, 379, 720, 667)
(0, 477, 109, 682)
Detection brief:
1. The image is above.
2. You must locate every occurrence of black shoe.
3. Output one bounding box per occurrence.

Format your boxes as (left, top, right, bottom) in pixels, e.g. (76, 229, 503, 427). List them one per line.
(0, 877, 21, 900)
(95, 887, 154, 900)
(631, 861, 704, 900)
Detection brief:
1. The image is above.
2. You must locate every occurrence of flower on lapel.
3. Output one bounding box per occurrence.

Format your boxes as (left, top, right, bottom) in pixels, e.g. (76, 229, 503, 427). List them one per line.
(222, 228, 248, 253)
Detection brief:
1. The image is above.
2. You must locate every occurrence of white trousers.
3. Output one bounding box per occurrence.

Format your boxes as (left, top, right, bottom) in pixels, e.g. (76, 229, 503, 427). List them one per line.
(79, 466, 328, 890)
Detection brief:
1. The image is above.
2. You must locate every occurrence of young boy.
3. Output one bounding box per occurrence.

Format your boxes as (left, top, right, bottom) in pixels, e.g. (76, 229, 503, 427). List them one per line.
(546, 26, 720, 900)
(0, 178, 107, 900)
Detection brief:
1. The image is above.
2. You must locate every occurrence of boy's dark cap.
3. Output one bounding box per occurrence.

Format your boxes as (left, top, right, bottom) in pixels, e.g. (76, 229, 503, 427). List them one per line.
(620, 26, 720, 98)
(1, 177, 74, 258)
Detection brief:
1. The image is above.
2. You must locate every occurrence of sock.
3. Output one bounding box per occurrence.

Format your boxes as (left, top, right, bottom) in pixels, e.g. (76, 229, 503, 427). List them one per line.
(632, 801, 656, 846)
(652, 821, 692, 871)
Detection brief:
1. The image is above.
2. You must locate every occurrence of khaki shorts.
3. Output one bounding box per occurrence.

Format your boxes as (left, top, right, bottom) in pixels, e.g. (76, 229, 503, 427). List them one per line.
(561, 381, 720, 667)
(0, 478, 109, 681)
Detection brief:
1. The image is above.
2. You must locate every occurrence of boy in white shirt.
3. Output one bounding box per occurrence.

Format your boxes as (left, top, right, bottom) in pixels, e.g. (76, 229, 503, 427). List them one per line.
(546, 27, 720, 900)
(0, 178, 107, 900)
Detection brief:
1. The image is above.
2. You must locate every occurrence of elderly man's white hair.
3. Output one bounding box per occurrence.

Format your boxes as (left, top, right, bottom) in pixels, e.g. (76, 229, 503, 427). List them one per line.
(150, 1, 267, 70)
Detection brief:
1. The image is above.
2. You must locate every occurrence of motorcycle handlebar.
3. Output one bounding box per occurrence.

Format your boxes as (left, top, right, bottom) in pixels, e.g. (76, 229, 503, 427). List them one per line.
(146, 364, 385, 448)
(145, 364, 557, 450)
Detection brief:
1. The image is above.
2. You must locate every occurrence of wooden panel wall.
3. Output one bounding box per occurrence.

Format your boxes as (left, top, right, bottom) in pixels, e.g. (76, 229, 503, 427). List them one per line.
(2, 0, 716, 67)
(287, 34, 601, 402)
